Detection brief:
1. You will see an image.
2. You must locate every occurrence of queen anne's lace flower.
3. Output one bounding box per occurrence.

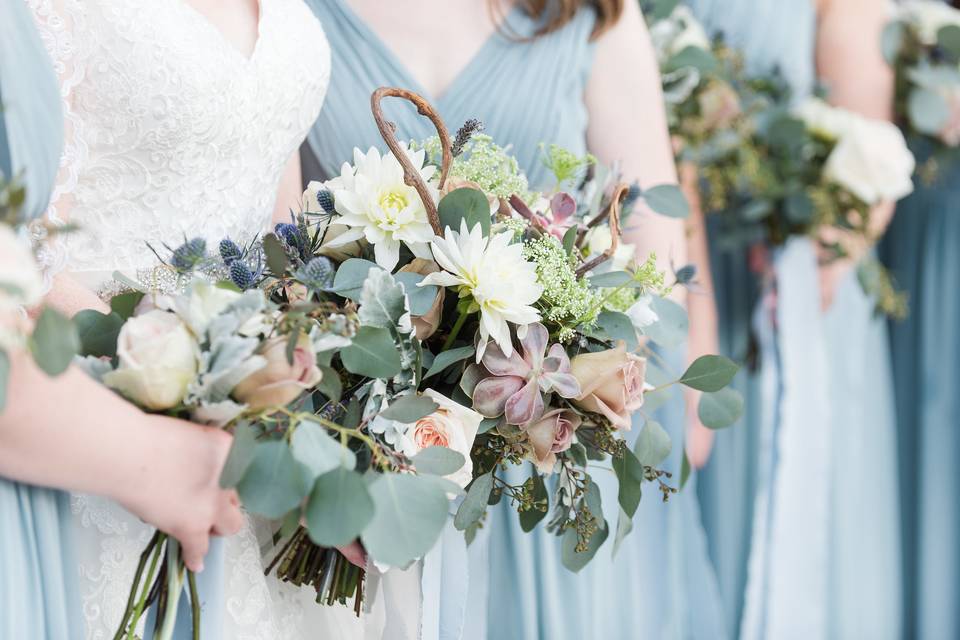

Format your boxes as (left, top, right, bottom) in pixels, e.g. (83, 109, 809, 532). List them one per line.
(420, 221, 542, 361)
(325, 145, 438, 270)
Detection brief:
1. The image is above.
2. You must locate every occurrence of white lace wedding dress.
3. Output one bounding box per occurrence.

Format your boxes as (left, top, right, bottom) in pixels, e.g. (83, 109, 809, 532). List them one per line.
(27, 1, 364, 638)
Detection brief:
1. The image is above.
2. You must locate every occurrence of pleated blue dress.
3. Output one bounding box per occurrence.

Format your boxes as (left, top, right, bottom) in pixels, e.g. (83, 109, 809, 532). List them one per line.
(687, 1, 902, 638)
(303, 2, 726, 638)
(881, 135, 960, 640)
(0, 2, 82, 638)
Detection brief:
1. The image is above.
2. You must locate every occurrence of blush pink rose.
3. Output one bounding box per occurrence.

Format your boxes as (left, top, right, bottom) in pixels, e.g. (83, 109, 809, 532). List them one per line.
(569, 344, 647, 430)
(524, 409, 582, 473)
(233, 335, 322, 412)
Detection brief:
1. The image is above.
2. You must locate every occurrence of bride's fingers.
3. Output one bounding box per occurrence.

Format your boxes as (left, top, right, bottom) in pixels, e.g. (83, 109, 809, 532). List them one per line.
(212, 490, 244, 537)
(179, 531, 210, 573)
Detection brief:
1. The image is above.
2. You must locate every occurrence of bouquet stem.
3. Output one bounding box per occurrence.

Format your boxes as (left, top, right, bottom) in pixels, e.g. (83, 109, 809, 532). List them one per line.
(266, 526, 365, 615)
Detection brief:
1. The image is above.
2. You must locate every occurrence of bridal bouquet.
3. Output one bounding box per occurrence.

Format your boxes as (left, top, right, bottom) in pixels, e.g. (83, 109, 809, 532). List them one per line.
(884, 0, 960, 176)
(79, 87, 741, 634)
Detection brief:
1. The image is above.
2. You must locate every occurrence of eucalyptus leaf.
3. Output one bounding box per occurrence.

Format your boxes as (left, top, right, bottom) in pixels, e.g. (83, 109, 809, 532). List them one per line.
(412, 446, 466, 476)
(361, 473, 450, 566)
(395, 272, 438, 316)
(477, 417, 500, 434)
(938, 24, 960, 58)
(641, 297, 688, 348)
(73, 310, 124, 358)
(881, 21, 905, 65)
(305, 467, 374, 547)
(359, 269, 409, 329)
(908, 87, 950, 136)
(562, 225, 578, 255)
(423, 345, 475, 380)
(588, 271, 635, 289)
(612, 448, 644, 518)
(596, 310, 639, 351)
(561, 518, 609, 573)
(680, 451, 691, 490)
(634, 420, 672, 468)
(341, 326, 403, 378)
(332, 258, 382, 300)
(109, 291, 145, 320)
(698, 387, 745, 429)
(454, 472, 494, 531)
(380, 395, 439, 423)
(611, 507, 634, 559)
(642, 184, 690, 219)
(263, 233, 290, 275)
(438, 188, 491, 237)
(316, 365, 342, 403)
(30, 308, 79, 376)
(236, 440, 311, 519)
(292, 420, 355, 480)
(679, 355, 739, 392)
(219, 422, 257, 488)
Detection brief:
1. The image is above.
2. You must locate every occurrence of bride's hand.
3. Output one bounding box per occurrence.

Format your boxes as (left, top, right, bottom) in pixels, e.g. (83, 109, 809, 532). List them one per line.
(337, 540, 368, 568)
(116, 416, 244, 572)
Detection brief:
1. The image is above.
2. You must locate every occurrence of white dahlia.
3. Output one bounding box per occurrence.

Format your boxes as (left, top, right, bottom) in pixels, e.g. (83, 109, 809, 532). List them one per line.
(420, 221, 543, 361)
(325, 145, 439, 271)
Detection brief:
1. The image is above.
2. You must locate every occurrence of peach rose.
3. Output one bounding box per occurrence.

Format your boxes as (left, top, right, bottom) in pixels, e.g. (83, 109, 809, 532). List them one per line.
(570, 344, 646, 430)
(525, 409, 582, 473)
(233, 334, 322, 411)
(408, 389, 483, 488)
(398, 259, 445, 340)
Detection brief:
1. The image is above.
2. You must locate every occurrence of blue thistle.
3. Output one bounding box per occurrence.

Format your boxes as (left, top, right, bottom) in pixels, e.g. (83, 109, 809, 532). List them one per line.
(219, 238, 242, 265)
(230, 260, 255, 290)
(296, 256, 335, 292)
(170, 238, 207, 273)
(315, 189, 336, 214)
(675, 264, 697, 285)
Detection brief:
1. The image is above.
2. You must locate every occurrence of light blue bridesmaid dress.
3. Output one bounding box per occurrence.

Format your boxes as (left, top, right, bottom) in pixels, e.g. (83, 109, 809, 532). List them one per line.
(687, 1, 902, 638)
(882, 133, 960, 639)
(0, 2, 82, 638)
(303, 2, 726, 638)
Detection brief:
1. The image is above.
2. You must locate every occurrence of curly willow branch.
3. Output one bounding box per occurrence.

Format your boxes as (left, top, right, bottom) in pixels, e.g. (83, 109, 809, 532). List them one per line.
(575, 183, 628, 278)
(371, 87, 453, 236)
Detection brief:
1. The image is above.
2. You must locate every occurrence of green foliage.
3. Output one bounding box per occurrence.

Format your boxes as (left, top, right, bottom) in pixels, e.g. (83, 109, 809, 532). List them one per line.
(541, 144, 596, 187)
(235, 440, 312, 519)
(291, 421, 355, 478)
(438, 188, 491, 237)
(455, 472, 494, 531)
(413, 446, 466, 477)
(394, 272, 438, 316)
(423, 345, 474, 380)
(612, 448, 644, 518)
(332, 258, 381, 300)
(698, 388, 745, 429)
(379, 395, 438, 423)
(679, 355, 739, 392)
(74, 310, 124, 358)
(30, 308, 80, 376)
(305, 467, 374, 547)
(361, 473, 450, 566)
(340, 326, 403, 378)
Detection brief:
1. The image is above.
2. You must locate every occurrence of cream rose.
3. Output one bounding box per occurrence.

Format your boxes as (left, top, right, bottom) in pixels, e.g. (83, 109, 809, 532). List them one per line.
(524, 409, 582, 473)
(103, 310, 199, 411)
(174, 280, 242, 335)
(233, 334, 322, 412)
(408, 389, 483, 489)
(570, 344, 647, 430)
(399, 259, 445, 340)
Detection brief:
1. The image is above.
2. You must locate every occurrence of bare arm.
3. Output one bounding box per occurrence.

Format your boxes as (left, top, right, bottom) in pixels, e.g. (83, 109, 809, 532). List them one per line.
(272, 150, 305, 225)
(815, 0, 897, 306)
(585, 1, 688, 294)
(0, 348, 243, 570)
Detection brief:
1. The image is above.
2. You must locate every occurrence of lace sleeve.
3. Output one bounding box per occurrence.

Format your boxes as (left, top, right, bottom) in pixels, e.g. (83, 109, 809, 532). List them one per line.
(25, 0, 92, 286)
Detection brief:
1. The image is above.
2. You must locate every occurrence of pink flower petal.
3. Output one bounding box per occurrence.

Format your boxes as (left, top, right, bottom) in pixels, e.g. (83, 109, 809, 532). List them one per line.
(519, 323, 548, 370)
(473, 376, 525, 418)
(481, 342, 530, 377)
(550, 193, 577, 222)
(541, 372, 581, 399)
(505, 377, 545, 426)
(542, 343, 573, 373)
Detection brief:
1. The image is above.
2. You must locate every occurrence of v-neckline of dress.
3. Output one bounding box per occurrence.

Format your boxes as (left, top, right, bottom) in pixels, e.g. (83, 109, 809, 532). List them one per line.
(172, 0, 266, 64)
(334, 0, 522, 104)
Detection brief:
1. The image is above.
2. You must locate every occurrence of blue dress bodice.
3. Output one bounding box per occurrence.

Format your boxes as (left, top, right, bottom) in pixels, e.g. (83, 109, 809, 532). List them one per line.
(303, 0, 595, 188)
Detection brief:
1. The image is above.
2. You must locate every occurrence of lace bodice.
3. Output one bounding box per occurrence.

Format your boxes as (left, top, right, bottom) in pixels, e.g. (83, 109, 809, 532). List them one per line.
(25, 1, 345, 638)
(29, 0, 331, 277)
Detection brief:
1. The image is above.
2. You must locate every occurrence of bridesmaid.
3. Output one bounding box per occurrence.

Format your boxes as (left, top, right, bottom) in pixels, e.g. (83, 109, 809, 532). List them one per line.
(882, 2, 960, 636)
(0, 4, 242, 636)
(687, 0, 902, 638)
(302, 1, 725, 638)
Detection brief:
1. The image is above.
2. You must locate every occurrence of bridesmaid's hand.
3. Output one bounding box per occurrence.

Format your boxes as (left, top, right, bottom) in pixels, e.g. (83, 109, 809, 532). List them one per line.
(337, 540, 368, 569)
(117, 416, 245, 572)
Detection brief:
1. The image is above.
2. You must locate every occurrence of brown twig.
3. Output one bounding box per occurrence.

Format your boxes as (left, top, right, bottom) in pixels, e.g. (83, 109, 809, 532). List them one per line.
(371, 87, 453, 236)
(575, 183, 628, 278)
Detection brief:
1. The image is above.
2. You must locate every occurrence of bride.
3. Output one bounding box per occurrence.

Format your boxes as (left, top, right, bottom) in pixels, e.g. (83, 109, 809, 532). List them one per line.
(26, 0, 360, 637)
